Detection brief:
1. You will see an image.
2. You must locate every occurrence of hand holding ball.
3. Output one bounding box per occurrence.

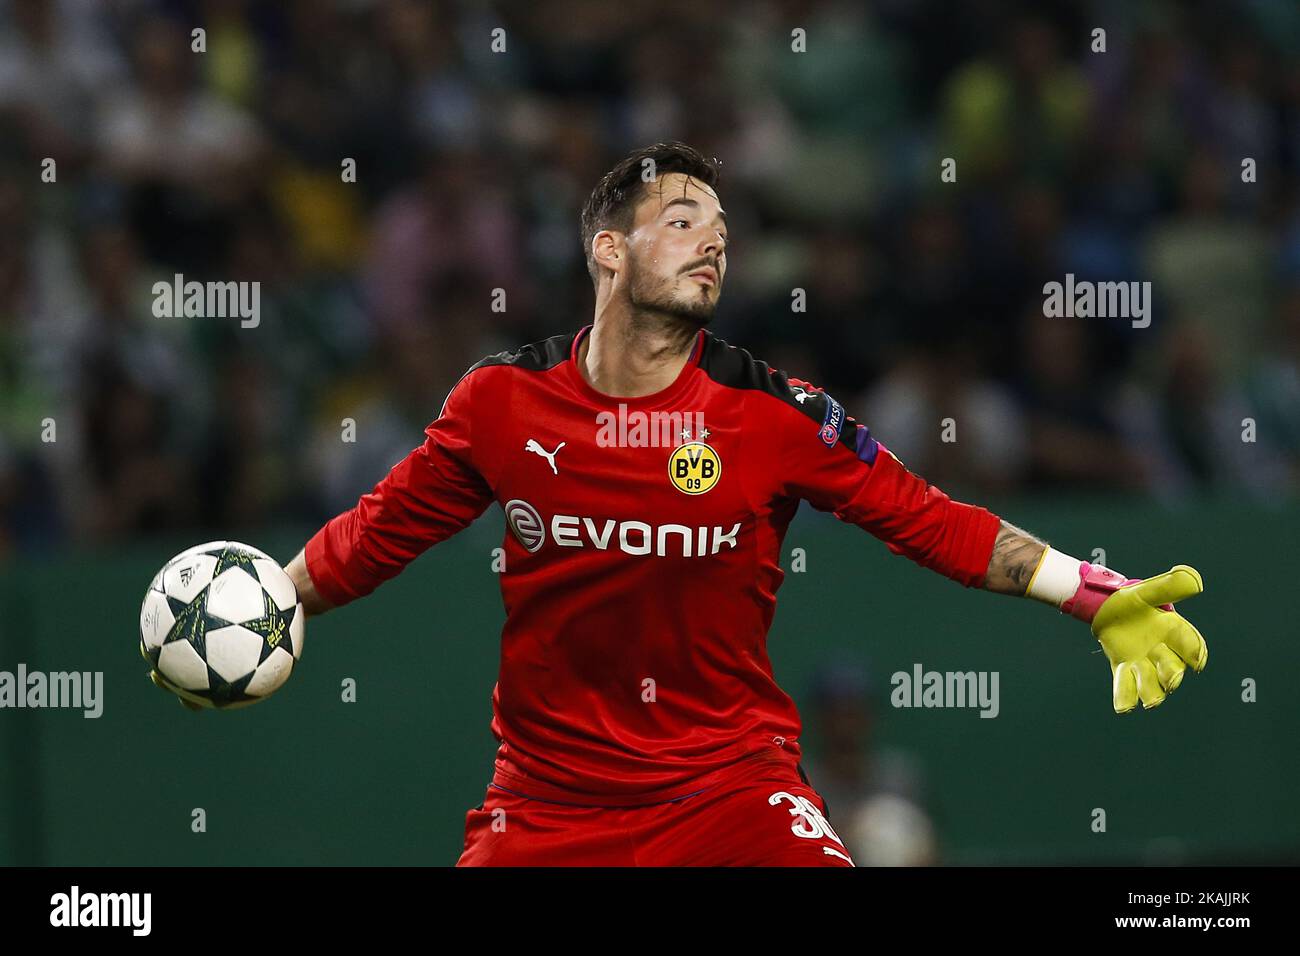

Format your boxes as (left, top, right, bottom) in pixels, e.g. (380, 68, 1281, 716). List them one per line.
(139, 541, 305, 710)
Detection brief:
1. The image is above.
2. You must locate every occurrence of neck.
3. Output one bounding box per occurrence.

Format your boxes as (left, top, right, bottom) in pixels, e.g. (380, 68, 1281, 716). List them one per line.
(579, 302, 700, 398)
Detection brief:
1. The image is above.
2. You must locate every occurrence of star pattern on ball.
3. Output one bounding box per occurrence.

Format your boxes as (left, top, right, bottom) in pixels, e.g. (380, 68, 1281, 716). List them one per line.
(166, 585, 209, 652)
(164, 585, 234, 660)
(204, 666, 257, 706)
(241, 590, 298, 664)
(210, 544, 260, 578)
(146, 542, 301, 711)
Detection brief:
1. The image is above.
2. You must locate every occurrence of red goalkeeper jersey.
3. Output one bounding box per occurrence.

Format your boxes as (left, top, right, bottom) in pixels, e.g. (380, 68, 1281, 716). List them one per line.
(305, 325, 1001, 806)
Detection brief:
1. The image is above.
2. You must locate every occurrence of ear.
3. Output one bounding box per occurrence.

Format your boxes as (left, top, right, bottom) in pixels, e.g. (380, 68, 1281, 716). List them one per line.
(592, 230, 624, 279)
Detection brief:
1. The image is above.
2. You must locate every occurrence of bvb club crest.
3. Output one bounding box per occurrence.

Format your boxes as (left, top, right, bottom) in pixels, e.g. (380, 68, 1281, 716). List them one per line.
(668, 440, 721, 495)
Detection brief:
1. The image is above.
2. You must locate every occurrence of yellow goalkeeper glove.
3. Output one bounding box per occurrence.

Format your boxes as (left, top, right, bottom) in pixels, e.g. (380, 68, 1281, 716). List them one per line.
(1030, 548, 1209, 713)
(1090, 565, 1208, 714)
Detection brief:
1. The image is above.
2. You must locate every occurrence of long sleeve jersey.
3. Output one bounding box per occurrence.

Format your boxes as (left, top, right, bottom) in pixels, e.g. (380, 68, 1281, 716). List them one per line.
(306, 325, 1002, 805)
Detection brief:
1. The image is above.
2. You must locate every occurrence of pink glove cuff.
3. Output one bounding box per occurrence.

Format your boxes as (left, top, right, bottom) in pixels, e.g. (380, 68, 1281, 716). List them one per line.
(1060, 563, 1141, 624)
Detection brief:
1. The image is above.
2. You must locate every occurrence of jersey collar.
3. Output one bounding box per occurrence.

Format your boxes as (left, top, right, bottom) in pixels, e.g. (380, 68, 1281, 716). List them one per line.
(566, 324, 706, 409)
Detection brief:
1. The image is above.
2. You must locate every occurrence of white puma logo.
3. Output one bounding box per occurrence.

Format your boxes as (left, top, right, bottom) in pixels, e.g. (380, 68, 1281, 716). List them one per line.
(525, 438, 565, 475)
(792, 387, 814, 404)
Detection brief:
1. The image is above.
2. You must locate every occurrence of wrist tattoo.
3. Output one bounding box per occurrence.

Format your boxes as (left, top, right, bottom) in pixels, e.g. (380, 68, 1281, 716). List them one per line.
(984, 523, 1048, 596)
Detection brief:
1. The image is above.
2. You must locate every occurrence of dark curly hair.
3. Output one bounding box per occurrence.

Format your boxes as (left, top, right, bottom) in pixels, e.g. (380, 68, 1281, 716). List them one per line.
(579, 142, 722, 289)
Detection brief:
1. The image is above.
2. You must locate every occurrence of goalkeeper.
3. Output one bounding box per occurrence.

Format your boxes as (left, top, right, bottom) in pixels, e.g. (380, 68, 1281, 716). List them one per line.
(149, 142, 1209, 867)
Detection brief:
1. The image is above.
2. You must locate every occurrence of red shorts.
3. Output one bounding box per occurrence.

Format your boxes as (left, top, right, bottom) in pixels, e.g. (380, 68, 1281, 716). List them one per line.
(455, 753, 855, 867)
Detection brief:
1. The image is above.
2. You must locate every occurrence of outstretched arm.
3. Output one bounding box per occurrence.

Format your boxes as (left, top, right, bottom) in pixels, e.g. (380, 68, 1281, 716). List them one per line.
(292, 367, 493, 613)
(767, 373, 1208, 715)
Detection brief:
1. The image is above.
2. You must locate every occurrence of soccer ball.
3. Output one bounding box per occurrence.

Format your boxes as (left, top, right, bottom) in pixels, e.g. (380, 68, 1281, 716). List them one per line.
(139, 541, 304, 709)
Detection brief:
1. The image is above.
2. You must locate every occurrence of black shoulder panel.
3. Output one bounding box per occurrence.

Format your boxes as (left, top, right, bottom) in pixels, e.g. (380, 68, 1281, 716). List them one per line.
(467, 328, 577, 376)
(698, 331, 823, 426)
(437, 328, 578, 418)
(697, 330, 871, 459)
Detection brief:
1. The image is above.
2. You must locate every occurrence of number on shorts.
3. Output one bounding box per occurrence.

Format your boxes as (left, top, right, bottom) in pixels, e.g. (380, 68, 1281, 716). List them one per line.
(768, 791, 845, 846)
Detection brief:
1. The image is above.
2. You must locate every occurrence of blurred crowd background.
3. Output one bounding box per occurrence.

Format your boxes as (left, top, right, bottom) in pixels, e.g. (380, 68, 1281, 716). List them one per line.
(5, 0, 1300, 558)
(2, 0, 1298, 866)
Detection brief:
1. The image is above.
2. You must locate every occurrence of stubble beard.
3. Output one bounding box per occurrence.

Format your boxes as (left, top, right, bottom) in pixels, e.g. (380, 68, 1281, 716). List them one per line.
(626, 254, 718, 329)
